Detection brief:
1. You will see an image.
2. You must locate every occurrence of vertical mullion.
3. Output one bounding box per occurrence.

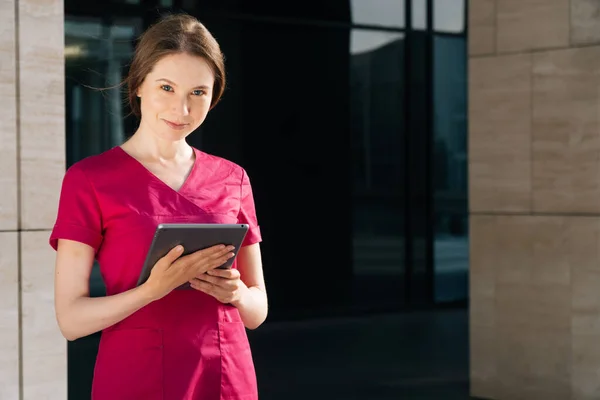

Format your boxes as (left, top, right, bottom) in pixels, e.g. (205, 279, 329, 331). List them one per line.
(425, 0, 435, 304)
(403, 0, 413, 307)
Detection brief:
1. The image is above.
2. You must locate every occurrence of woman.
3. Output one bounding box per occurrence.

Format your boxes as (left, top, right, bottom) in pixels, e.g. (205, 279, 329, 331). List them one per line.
(50, 13, 267, 400)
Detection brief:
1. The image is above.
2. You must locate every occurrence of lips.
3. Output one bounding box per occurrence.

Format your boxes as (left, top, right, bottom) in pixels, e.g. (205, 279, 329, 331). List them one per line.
(163, 119, 188, 130)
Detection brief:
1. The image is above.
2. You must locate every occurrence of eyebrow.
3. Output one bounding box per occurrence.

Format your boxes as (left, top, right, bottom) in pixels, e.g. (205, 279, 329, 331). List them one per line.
(156, 78, 210, 90)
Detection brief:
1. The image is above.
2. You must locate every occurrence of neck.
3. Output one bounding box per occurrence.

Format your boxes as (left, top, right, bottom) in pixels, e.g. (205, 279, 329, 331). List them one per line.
(126, 123, 192, 161)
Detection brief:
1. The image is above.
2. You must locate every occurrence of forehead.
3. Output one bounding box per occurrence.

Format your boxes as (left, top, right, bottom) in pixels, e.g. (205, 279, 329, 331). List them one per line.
(148, 52, 214, 87)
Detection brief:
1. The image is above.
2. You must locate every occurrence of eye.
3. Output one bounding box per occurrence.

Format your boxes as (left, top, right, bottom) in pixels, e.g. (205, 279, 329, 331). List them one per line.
(160, 84, 173, 92)
(192, 89, 205, 96)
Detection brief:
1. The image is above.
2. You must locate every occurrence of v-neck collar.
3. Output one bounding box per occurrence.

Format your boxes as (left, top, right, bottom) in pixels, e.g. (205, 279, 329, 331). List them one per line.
(114, 145, 199, 194)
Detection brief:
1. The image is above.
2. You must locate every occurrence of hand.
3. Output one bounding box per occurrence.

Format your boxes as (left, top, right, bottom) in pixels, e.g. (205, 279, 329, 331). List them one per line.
(144, 244, 236, 301)
(189, 268, 247, 305)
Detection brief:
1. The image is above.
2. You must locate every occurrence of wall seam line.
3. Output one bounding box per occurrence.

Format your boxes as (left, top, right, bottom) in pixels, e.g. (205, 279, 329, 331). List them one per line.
(13, 0, 23, 399)
(492, 0, 497, 55)
(529, 51, 534, 213)
(470, 41, 600, 59)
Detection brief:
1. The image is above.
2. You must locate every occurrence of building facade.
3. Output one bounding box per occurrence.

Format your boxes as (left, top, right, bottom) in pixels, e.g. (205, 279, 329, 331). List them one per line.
(469, 1, 600, 399)
(3, 0, 596, 399)
(0, 0, 67, 398)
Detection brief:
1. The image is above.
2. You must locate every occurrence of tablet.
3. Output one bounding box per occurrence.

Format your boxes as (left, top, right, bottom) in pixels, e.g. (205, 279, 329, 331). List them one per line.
(136, 223, 249, 287)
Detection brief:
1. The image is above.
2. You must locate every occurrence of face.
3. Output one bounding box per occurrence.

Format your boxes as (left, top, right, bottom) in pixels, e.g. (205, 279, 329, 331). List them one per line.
(137, 52, 215, 141)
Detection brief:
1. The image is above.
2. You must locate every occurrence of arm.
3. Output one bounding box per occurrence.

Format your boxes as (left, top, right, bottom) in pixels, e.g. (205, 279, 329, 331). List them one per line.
(193, 169, 267, 328)
(55, 238, 234, 341)
(54, 239, 155, 341)
(231, 243, 268, 330)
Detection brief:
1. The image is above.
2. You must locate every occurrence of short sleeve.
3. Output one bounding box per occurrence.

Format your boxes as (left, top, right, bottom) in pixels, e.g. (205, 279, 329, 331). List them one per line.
(238, 169, 262, 246)
(49, 164, 103, 253)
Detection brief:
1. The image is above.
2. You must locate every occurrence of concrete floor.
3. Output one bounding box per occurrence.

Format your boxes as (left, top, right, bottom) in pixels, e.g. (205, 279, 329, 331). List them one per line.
(248, 308, 472, 400)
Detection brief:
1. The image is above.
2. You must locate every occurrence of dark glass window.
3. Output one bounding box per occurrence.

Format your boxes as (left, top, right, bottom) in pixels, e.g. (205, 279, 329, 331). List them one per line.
(413, 0, 466, 32)
(65, 16, 140, 169)
(350, 29, 406, 310)
(433, 0, 465, 33)
(64, 1, 468, 317)
(432, 35, 468, 303)
(194, 17, 409, 316)
(350, 0, 405, 28)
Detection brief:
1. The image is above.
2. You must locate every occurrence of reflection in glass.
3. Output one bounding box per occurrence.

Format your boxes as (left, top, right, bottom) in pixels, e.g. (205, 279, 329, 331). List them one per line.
(434, 0, 465, 33)
(412, 0, 426, 29)
(350, 0, 405, 28)
(351, 29, 406, 310)
(350, 29, 404, 54)
(65, 17, 139, 168)
(412, 0, 465, 33)
(432, 35, 468, 302)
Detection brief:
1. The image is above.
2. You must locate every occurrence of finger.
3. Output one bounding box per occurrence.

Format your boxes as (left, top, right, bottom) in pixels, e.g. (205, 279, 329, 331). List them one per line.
(196, 273, 231, 287)
(206, 268, 239, 279)
(195, 274, 237, 291)
(206, 244, 235, 258)
(190, 279, 234, 304)
(191, 278, 230, 296)
(163, 245, 184, 264)
(190, 278, 213, 294)
(187, 245, 234, 265)
(179, 245, 227, 267)
(195, 274, 219, 285)
(209, 252, 235, 269)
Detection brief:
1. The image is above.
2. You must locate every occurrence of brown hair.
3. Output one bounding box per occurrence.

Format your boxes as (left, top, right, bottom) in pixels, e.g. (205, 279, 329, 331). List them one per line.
(126, 13, 226, 118)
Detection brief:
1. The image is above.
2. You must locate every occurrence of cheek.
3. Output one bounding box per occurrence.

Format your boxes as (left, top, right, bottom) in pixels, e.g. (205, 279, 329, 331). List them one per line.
(141, 93, 169, 115)
(149, 95, 169, 112)
(191, 99, 211, 119)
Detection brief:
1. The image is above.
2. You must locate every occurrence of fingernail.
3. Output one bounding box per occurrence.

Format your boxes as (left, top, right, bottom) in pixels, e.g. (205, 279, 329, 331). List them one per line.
(227, 245, 235, 251)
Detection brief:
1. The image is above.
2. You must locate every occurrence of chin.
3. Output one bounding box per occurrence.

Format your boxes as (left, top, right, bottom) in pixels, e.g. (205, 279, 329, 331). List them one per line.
(156, 129, 191, 142)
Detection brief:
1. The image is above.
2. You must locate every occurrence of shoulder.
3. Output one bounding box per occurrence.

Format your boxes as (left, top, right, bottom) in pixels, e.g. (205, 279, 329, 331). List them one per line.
(195, 148, 247, 182)
(64, 147, 124, 182)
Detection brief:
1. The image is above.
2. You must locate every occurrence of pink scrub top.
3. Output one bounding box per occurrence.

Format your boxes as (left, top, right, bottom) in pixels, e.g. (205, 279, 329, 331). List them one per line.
(49, 146, 262, 400)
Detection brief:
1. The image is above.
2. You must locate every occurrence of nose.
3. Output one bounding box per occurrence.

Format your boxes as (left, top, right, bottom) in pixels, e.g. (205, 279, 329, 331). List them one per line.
(172, 95, 190, 117)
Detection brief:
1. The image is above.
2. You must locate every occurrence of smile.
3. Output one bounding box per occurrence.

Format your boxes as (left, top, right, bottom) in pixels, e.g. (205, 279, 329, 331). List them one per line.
(163, 119, 189, 130)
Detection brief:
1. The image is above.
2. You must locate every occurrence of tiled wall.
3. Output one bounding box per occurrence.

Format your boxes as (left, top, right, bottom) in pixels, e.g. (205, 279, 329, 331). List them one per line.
(0, 0, 66, 399)
(469, 0, 600, 399)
